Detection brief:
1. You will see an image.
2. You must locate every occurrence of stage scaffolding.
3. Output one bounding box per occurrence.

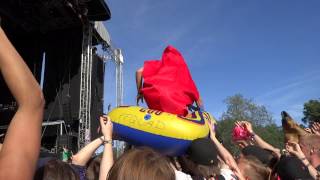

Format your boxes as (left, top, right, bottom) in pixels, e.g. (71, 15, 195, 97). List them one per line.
(0, 0, 113, 153)
(78, 22, 93, 148)
(78, 21, 124, 150)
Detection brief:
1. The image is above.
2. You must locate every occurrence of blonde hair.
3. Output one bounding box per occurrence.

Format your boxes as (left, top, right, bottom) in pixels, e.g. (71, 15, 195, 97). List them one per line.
(107, 147, 175, 180)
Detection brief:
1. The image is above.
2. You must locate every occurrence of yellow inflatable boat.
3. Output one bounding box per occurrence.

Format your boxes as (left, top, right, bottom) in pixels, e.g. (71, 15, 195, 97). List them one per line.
(108, 106, 216, 155)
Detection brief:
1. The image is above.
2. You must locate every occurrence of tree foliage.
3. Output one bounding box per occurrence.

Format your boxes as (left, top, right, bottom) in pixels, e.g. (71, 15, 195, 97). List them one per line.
(216, 94, 284, 155)
(221, 94, 273, 126)
(302, 99, 320, 125)
(216, 119, 239, 155)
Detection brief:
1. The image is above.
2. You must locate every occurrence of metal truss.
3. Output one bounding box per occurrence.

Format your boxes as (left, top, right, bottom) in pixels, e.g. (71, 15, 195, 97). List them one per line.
(78, 22, 93, 149)
(78, 21, 124, 151)
(103, 47, 124, 107)
(114, 49, 124, 107)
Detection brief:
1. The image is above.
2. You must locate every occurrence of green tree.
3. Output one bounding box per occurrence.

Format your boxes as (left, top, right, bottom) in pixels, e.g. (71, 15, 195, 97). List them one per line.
(254, 124, 284, 150)
(221, 94, 273, 126)
(216, 118, 239, 154)
(302, 99, 320, 125)
(216, 94, 284, 155)
(216, 121, 284, 155)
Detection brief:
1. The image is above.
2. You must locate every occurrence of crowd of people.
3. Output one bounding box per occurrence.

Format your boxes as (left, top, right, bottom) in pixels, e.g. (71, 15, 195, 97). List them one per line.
(1, 25, 320, 180)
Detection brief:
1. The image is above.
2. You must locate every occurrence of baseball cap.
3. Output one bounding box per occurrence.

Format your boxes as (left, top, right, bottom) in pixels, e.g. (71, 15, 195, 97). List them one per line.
(187, 138, 218, 166)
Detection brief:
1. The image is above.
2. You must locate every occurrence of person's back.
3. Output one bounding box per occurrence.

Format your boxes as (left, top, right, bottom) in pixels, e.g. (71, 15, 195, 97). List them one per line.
(136, 46, 202, 116)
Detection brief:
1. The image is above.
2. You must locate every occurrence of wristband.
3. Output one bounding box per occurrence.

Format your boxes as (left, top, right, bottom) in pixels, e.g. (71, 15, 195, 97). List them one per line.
(300, 157, 307, 161)
(100, 136, 112, 145)
(249, 132, 255, 138)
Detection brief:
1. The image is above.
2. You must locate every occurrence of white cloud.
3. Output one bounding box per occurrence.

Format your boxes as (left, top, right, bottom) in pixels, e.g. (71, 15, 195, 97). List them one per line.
(257, 71, 320, 102)
(256, 71, 320, 124)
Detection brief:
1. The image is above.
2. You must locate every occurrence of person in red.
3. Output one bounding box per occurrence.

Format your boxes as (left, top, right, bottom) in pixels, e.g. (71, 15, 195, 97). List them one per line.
(136, 45, 203, 116)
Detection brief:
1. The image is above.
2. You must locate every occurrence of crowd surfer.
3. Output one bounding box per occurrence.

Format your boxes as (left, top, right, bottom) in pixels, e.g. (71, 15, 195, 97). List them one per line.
(1, 26, 320, 180)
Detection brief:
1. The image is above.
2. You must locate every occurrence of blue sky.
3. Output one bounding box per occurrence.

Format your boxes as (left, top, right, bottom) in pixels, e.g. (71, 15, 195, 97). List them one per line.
(103, 0, 320, 125)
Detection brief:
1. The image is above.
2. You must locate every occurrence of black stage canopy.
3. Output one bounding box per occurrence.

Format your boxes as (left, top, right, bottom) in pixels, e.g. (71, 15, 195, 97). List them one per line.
(0, 0, 110, 128)
(0, 0, 111, 33)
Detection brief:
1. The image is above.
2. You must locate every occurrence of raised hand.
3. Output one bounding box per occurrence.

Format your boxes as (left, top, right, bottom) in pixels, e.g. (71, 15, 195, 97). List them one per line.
(207, 119, 216, 139)
(241, 121, 253, 134)
(311, 122, 320, 135)
(99, 115, 113, 140)
(304, 128, 312, 134)
(285, 141, 305, 159)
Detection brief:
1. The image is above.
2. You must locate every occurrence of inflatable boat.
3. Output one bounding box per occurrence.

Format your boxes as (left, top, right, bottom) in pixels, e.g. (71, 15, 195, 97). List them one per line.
(108, 106, 216, 155)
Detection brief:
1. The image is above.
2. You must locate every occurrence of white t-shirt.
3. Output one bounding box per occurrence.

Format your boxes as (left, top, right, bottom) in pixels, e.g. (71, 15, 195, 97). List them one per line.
(220, 168, 238, 180)
(175, 170, 193, 180)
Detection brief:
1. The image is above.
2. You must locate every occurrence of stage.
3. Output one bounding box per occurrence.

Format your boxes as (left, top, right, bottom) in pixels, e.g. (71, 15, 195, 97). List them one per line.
(0, 0, 114, 152)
